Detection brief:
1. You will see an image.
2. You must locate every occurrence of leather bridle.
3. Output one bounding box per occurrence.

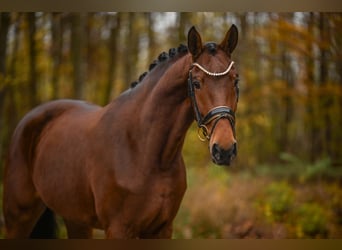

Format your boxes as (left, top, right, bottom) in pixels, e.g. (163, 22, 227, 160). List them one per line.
(187, 61, 237, 141)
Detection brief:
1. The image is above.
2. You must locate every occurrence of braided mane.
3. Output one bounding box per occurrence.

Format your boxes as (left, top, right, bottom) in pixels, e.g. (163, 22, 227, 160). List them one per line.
(130, 44, 188, 88)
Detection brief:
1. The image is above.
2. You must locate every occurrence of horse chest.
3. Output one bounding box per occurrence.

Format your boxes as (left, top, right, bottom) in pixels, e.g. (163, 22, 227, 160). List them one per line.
(148, 183, 181, 213)
(135, 181, 184, 235)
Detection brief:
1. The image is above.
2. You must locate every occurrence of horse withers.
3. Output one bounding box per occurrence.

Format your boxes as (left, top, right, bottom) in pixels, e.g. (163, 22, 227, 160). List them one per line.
(3, 25, 239, 238)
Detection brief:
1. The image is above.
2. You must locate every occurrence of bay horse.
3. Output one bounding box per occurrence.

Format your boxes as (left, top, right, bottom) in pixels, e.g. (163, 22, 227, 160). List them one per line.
(3, 25, 239, 238)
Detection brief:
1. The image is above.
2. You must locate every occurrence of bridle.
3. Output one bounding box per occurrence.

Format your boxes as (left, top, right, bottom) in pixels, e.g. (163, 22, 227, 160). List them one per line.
(188, 60, 237, 141)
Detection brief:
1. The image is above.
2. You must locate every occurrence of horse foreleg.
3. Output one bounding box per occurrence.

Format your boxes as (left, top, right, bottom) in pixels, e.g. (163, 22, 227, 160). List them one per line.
(105, 222, 173, 239)
(104, 221, 137, 239)
(140, 223, 173, 239)
(64, 219, 93, 239)
(154, 224, 173, 239)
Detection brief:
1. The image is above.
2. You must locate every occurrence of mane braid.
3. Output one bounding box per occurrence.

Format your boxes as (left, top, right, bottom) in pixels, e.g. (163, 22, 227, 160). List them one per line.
(130, 44, 188, 88)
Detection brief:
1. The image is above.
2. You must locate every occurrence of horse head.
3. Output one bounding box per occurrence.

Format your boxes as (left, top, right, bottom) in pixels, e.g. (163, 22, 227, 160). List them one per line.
(187, 25, 239, 166)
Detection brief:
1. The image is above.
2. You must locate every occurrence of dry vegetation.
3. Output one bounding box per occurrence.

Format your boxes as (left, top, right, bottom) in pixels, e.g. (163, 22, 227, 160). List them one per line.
(173, 165, 342, 238)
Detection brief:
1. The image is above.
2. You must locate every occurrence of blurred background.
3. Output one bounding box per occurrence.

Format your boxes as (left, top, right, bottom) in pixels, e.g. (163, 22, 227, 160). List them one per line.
(0, 12, 341, 238)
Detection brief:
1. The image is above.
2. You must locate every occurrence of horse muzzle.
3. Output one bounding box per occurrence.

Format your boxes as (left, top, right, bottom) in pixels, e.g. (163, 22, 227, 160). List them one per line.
(211, 142, 237, 166)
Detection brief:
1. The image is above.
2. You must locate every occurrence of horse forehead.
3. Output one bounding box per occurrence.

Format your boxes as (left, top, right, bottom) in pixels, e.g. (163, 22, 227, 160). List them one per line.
(204, 42, 218, 55)
(198, 46, 231, 72)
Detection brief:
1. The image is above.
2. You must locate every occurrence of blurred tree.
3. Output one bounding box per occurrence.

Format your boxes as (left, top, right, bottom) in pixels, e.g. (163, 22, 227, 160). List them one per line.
(279, 13, 295, 153)
(71, 13, 86, 99)
(177, 12, 192, 42)
(27, 12, 38, 107)
(0, 13, 10, 77)
(0, 12, 10, 111)
(146, 13, 156, 64)
(0, 12, 11, 176)
(123, 13, 140, 88)
(103, 13, 121, 104)
(306, 12, 317, 162)
(50, 12, 63, 99)
(319, 13, 332, 159)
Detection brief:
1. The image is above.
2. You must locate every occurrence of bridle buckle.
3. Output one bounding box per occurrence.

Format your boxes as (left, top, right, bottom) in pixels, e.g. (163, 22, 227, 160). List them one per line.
(198, 125, 210, 142)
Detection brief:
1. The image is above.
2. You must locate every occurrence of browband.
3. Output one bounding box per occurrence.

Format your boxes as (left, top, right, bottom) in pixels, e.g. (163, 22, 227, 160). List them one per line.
(192, 61, 234, 77)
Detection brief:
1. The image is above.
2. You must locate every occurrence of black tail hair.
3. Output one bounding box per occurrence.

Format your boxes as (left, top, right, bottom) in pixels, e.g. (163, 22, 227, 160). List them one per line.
(30, 208, 57, 238)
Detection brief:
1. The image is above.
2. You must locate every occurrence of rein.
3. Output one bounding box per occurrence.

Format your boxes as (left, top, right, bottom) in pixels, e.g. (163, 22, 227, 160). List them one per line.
(188, 61, 236, 141)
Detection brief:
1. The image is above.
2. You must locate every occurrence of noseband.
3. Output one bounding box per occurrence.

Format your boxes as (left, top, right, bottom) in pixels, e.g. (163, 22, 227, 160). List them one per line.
(188, 61, 236, 141)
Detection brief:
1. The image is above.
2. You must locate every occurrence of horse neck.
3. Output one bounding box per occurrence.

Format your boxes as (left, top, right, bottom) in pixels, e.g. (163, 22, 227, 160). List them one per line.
(101, 54, 193, 170)
(138, 54, 194, 168)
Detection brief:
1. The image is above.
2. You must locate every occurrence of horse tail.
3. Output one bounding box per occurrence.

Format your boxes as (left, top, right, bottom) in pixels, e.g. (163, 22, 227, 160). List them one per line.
(30, 208, 57, 238)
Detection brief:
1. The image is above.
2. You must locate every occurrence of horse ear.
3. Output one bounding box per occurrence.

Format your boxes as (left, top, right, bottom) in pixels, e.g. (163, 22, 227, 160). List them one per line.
(220, 24, 238, 55)
(188, 26, 203, 59)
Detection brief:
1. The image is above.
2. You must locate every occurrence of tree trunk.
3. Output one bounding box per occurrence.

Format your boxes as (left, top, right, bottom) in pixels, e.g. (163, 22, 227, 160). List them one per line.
(280, 14, 295, 153)
(0, 12, 10, 108)
(0, 12, 11, 173)
(50, 12, 63, 99)
(177, 12, 191, 42)
(123, 13, 139, 88)
(147, 13, 156, 65)
(0, 12, 10, 76)
(71, 13, 86, 99)
(27, 12, 38, 107)
(103, 13, 121, 104)
(306, 12, 318, 162)
(319, 13, 332, 159)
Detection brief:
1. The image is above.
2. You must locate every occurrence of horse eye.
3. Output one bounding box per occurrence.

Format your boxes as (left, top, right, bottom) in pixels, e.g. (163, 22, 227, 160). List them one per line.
(193, 80, 201, 89)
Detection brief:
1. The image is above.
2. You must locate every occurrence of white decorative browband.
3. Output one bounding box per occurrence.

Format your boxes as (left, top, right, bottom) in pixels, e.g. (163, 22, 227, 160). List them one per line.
(192, 61, 234, 77)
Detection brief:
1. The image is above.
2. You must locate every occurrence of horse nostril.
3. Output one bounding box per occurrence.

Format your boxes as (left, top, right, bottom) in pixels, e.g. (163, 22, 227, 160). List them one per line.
(212, 143, 222, 162)
(211, 142, 237, 166)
